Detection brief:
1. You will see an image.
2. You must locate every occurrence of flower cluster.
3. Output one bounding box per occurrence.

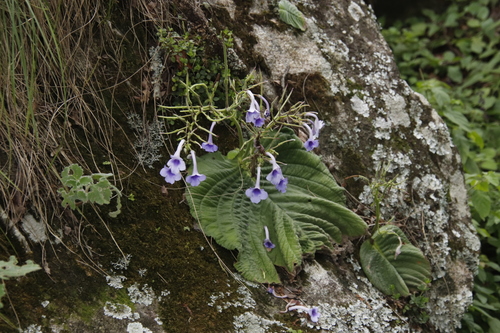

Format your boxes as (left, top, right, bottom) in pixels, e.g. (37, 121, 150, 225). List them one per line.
(160, 90, 324, 204)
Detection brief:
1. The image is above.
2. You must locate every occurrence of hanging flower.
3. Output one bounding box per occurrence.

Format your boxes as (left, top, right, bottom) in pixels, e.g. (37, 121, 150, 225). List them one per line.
(306, 112, 325, 138)
(245, 90, 266, 127)
(245, 166, 268, 204)
(186, 150, 206, 186)
(263, 225, 275, 251)
(303, 123, 319, 151)
(167, 139, 186, 174)
(275, 177, 288, 193)
(160, 166, 182, 184)
(265, 153, 284, 185)
(201, 121, 218, 153)
(265, 152, 288, 193)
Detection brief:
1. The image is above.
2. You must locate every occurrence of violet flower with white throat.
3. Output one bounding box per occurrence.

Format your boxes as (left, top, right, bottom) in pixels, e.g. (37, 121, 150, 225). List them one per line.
(245, 166, 268, 204)
(186, 150, 206, 187)
(263, 225, 275, 251)
(306, 112, 325, 138)
(167, 139, 186, 173)
(201, 121, 218, 153)
(245, 90, 265, 127)
(160, 166, 182, 184)
(265, 152, 288, 193)
(303, 123, 319, 151)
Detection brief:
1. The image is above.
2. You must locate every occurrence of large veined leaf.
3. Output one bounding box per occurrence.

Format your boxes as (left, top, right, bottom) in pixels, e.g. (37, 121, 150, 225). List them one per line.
(278, 0, 307, 32)
(187, 129, 367, 283)
(360, 225, 431, 296)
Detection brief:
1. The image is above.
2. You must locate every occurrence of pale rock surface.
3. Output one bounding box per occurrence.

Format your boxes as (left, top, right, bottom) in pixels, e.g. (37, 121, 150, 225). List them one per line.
(205, 0, 479, 332)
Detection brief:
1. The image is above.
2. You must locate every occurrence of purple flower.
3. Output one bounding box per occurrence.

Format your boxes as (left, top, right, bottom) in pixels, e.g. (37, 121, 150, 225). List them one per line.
(309, 307, 320, 323)
(288, 305, 321, 323)
(201, 121, 218, 152)
(186, 150, 206, 186)
(275, 177, 288, 193)
(265, 153, 284, 185)
(167, 139, 186, 174)
(245, 166, 268, 204)
(306, 112, 325, 138)
(245, 90, 266, 127)
(263, 225, 275, 251)
(267, 286, 287, 298)
(303, 123, 319, 151)
(265, 152, 288, 192)
(160, 166, 182, 184)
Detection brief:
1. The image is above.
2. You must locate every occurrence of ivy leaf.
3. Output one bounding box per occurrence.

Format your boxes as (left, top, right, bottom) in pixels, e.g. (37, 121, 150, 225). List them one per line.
(187, 129, 367, 283)
(360, 225, 431, 296)
(278, 0, 307, 32)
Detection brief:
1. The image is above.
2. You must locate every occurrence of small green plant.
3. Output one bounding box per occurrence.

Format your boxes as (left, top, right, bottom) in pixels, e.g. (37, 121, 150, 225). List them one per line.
(1, 256, 40, 328)
(58, 163, 122, 217)
(157, 27, 235, 106)
(357, 165, 431, 296)
(403, 284, 431, 324)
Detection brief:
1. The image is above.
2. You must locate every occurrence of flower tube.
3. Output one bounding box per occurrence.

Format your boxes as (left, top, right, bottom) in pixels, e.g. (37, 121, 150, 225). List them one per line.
(186, 150, 206, 186)
(167, 139, 186, 173)
(202, 122, 218, 153)
(263, 225, 275, 251)
(303, 123, 319, 151)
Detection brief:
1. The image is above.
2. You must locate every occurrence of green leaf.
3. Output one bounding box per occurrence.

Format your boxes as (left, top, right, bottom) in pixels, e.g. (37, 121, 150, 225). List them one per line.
(471, 189, 491, 220)
(187, 130, 367, 283)
(447, 66, 463, 83)
(278, 0, 307, 32)
(488, 317, 500, 333)
(360, 225, 431, 296)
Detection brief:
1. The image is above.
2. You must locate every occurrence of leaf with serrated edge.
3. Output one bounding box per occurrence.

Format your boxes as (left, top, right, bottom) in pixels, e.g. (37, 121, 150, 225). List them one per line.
(188, 129, 367, 283)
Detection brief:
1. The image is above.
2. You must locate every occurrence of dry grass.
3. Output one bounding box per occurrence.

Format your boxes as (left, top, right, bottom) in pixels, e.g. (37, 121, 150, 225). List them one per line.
(0, 0, 176, 253)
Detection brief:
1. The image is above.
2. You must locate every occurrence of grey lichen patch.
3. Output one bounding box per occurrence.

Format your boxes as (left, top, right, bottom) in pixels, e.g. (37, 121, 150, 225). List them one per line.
(208, 285, 257, 312)
(252, 25, 334, 83)
(21, 214, 48, 243)
(347, 1, 365, 22)
(301, 261, 412, 332)
(233, 312, 287, 333)
(426, 261, 474, 332)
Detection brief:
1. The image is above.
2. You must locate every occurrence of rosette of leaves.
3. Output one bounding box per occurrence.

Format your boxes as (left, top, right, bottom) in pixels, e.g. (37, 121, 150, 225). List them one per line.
(187, 129, 367, 283)
(360, 225, 431, 296)
(58, 164, 122, 217)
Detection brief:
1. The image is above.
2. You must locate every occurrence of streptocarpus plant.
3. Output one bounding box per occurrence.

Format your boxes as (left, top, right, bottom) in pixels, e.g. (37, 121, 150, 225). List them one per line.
(158, 80, 367, 283)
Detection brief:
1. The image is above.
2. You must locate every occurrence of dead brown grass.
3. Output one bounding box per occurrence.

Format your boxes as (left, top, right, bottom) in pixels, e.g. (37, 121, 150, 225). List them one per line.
(0, 0, 175, 252)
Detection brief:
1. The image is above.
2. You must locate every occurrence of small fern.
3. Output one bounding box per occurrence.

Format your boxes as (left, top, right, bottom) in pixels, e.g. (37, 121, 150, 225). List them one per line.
(278, 0, 306, 31)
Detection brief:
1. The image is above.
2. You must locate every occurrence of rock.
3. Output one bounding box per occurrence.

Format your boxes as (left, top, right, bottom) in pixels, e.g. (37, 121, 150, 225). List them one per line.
(206, 0, 479, 331)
